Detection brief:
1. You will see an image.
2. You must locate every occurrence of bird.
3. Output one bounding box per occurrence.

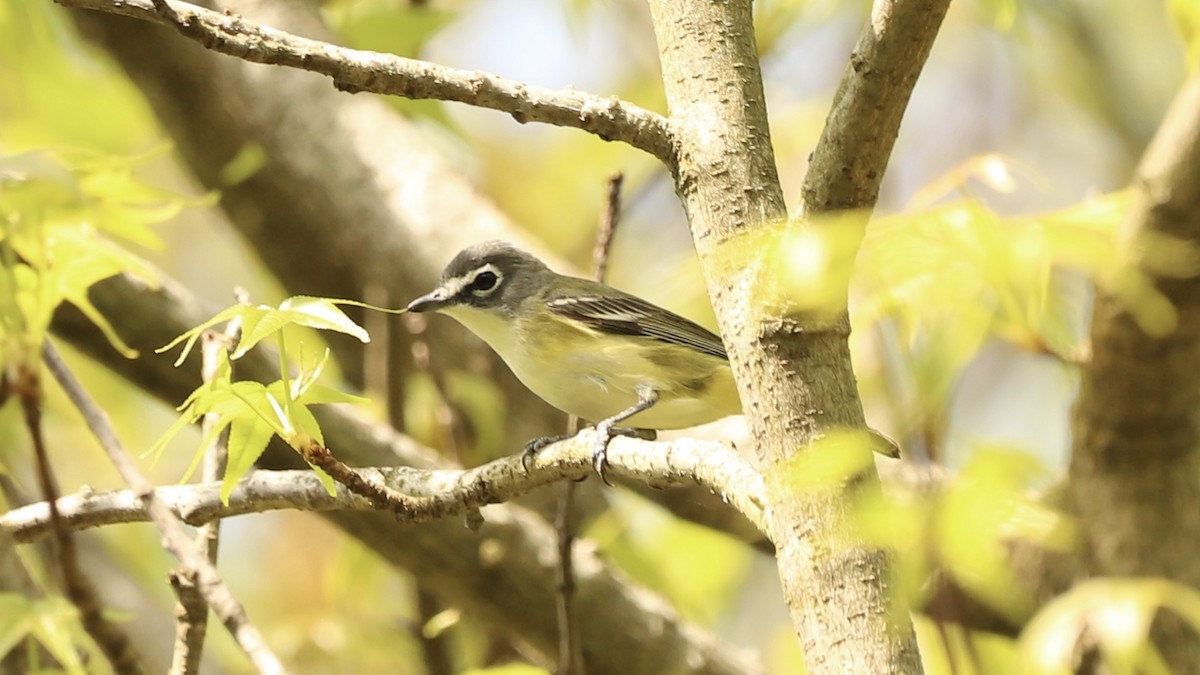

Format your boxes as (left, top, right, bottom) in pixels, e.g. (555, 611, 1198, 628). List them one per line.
(406, 240, 743, 482)
(407, 241, 900, 482)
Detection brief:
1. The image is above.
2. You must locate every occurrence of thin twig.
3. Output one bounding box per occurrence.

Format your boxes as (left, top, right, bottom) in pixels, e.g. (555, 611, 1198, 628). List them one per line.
(42, 341, 289, 675)
(553, 479, 582, 675)
(57, 0, 675, 165)
(590, 173, 624, 282)
(296, 441, 439, 515)
(404, 313, 468, 464)
(397, 296, 458, 675)
(12, 360, 148, 674)
(169, 304, 244, 675)
(555, 171, 626, 675)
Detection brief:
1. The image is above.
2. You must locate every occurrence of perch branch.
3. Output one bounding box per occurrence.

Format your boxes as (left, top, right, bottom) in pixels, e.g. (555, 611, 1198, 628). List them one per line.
(4, 433, 768, 544)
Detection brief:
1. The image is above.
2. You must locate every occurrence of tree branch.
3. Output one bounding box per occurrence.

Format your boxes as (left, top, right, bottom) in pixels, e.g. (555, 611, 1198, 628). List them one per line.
(12, 360, 148, 674)
(169, 316, 242, 675)
(3, 434, 767, 545)
(55, 0, 674, 165)
(648, 0, 947, 671)
(42, 342, 288, 675)
(801, 0, 952, 214)
(62, 0, 565, 447)
(1069, 71, 1200, 669)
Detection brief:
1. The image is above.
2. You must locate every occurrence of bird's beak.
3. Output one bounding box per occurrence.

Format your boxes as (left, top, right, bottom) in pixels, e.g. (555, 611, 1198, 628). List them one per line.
(406, 287, 451, 313)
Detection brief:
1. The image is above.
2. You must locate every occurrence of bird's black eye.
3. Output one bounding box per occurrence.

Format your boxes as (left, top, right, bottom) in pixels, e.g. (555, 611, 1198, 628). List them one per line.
(470, 270, 500, 295)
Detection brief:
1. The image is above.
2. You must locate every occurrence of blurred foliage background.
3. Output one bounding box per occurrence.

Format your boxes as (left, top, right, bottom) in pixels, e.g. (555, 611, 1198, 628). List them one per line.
(0, 0, 1192, 672)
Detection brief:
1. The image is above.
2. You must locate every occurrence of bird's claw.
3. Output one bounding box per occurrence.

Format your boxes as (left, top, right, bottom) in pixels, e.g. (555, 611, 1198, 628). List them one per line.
(525, 427, 657, 486)
(521, 434, 569, 473)
(592, 423, 614, 487)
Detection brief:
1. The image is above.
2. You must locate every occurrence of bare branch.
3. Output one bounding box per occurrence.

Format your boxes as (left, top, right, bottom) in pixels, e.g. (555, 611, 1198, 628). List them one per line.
(801, 0, 952, 214)
(169, 313, 242, 675)
(42, 342, 288, 675)
(4, 434, 768, 545)
(553, 171, 627, 675)
(55, 0, 675, 165)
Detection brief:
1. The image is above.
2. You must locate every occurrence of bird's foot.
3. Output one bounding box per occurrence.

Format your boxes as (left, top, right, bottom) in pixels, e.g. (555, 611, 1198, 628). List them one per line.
(590, 427, 656, 486)
(521, 434, 571, 473)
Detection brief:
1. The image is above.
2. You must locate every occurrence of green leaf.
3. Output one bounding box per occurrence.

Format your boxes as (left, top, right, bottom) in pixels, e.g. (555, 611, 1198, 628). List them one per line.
(164, 296, 375, 366)
(144, 351, 235, 463)
(156, 304, 244, 366)
(0, 594, 33, 661)
(1170, 0, 1200, 69)
(281, 393, 324, 447)
(1022, 579, 1200, 673)
(0, 147, 207, 362)
(273, 296, 370, 344)
(935, 450, 1071, 624)
(28, 597, 85, 675)
(220, 399, 276, 504)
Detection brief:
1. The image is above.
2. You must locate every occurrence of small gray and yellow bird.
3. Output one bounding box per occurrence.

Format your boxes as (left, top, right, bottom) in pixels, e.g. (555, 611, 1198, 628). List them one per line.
(408, 241, 900, 480)
(406, 240, 742, 480)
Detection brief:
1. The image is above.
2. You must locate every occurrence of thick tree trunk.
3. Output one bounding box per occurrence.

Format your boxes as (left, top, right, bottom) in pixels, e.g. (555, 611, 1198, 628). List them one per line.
(646, 0, 937, 671)
(1070, 71, 1200, 670)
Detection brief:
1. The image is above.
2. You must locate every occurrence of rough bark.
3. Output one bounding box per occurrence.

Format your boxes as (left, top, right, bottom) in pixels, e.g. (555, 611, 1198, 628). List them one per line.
(1070, 71, 1200, 670)
(649, 0, 948, 671)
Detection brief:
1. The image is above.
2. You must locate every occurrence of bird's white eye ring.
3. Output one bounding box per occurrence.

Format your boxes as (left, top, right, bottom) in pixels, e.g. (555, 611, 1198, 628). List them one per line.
(469, 269, 500, 295)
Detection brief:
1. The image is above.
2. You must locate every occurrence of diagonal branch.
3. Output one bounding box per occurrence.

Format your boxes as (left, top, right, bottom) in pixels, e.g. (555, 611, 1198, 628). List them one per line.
(801, 0, 952, 214)
(42, 342, 288, 675)
(12, 360, 148, 674)
(54, 0, 675, 165)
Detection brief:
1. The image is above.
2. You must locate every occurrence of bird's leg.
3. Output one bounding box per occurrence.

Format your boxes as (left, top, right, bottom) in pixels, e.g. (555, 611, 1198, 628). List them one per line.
(592, 386, 659, 485)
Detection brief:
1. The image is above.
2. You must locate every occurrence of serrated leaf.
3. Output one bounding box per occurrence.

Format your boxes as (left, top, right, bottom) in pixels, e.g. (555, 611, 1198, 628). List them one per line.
(145, 352, 235, 463)
(157, 304, 244, 366)
(212, 297, 372, 361)
(276, 296, 369, 343)
(231, 304, 289, 360)
(220, 402, 276, 504)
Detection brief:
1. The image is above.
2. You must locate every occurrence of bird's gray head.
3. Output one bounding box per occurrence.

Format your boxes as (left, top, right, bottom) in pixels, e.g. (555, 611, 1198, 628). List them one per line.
(406, 241, 550, 317)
